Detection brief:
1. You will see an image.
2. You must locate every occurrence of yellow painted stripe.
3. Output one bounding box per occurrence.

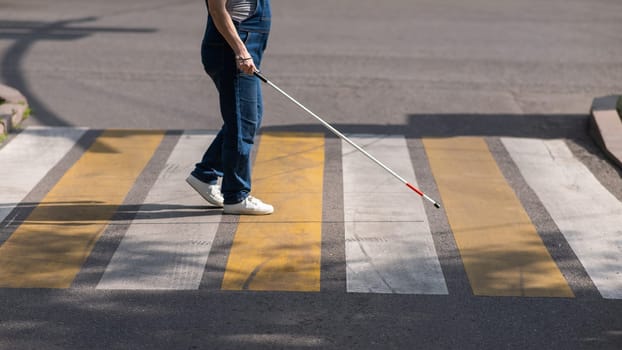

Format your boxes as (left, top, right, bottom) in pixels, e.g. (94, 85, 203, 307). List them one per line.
(222, 132, 324, 291)
(0, 130, 164, 288)
(423, 137, 573, 297)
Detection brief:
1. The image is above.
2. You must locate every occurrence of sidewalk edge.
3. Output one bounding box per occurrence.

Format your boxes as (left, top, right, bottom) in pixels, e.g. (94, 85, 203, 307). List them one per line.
(0, 84, 29, 138)
(589, 95, 622, 170)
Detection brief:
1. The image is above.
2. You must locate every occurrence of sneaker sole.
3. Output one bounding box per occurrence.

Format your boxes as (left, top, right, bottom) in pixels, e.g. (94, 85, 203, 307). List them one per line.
(223, 207, 274, 215)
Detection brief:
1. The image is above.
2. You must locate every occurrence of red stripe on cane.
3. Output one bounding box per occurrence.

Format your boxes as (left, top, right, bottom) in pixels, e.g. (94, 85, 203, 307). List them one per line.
(406, 182, 424, 196)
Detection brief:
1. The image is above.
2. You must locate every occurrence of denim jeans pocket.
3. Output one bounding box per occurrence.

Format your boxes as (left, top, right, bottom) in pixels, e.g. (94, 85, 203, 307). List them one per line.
(239, 30, 250, 43)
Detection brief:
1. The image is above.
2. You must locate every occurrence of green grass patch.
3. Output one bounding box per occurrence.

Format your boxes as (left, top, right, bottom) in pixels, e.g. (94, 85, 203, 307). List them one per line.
(617, 96, 622, 118)
(23, 106, 32, 119)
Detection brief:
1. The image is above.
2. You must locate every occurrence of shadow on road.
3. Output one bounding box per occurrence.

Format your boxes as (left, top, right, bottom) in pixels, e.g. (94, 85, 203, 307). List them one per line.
(261, 112, 622, 182)
(262, 113, 588, 139)
(0, 114, 621, 349)
(0, 17, 156, 126)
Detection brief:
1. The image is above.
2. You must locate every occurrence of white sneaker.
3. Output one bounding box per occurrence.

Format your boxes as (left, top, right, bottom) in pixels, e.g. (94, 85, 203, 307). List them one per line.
(223, 196, 274, 215)
(186, 175, 224, 207)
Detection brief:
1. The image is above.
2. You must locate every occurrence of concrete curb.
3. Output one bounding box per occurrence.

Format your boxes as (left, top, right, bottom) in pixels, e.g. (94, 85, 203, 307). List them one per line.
(0, 84, 29, 137)
(590, 95, 622, 170)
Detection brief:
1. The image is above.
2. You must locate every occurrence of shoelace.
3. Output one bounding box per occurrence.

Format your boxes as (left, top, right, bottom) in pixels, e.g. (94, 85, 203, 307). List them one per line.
(208, 185, 222, 197)
(246, 196, 263, 206)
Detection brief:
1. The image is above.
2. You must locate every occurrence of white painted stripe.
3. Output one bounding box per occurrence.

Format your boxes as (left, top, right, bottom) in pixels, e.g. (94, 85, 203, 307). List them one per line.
(502, 138, 622, 299)
(342, 135, 447, 294)
(0, 127, 86, 224)
(97, 131, 220, 290)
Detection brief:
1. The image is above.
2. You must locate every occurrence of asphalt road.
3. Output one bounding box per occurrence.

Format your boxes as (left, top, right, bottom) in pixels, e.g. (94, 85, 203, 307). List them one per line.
(1, 0, 622, 349)
(2, 0, 621, 129)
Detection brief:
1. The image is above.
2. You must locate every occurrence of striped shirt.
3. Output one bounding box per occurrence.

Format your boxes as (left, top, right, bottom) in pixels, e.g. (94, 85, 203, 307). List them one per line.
(226, 0, 257, 23)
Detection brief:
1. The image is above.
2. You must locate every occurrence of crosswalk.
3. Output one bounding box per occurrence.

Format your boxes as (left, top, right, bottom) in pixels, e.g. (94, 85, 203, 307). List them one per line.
(0, 127, 621, 298)
(343, 135, 446, 294)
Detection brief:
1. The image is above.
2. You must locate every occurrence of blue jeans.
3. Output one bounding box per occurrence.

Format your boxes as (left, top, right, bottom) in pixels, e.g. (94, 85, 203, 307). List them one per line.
(192, 30, 268, 204)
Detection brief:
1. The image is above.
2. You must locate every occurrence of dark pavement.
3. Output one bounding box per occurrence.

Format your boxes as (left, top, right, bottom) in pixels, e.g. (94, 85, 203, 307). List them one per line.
(1, 1, 622, 349)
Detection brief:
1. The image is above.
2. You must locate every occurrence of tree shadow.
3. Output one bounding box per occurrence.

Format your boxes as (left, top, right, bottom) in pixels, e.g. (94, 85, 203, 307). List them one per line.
(0, 17, 156, 126)
(261, 113, 588, 139)
(261, 113, 622, 179)
(0, 114, 620, 348)
(0, 287, 620, 349)
(261, 114, 622, 299)
(0, 200, 219, 228)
